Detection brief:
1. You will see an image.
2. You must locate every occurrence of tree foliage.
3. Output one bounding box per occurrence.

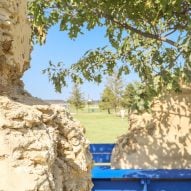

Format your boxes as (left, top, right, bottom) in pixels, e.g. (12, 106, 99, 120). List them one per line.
(28, 0, 191, 100)
(106, 72, 124, 111)
(68, 83, 85, 112)
(99, 87, 116, 114)
(121, 82, 157, 113)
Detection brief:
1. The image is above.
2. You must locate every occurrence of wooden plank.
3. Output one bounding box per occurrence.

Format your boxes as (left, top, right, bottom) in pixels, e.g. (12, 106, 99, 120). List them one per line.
(92, 166, 191, 179)
(92, 153, 111, 163)
(90, 144, 191, 191)
(90, 144, 115, 153)
(92, 179, 191, 191)
(92, 179, 142, 191)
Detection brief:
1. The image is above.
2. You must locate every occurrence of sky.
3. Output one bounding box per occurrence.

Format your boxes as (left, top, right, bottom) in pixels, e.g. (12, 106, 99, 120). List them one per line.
(22, 25, 138, 101)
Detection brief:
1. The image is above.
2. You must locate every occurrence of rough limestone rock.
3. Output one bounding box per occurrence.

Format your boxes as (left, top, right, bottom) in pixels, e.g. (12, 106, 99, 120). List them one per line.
(0, 94, 93, 191)
(112, 88, 191, 169)
(0, 0, 31, 93)
(0, 1, 93, 190)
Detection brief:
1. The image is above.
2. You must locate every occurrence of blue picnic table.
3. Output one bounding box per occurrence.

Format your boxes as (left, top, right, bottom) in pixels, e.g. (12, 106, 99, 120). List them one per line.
(90, 144, 191, 191)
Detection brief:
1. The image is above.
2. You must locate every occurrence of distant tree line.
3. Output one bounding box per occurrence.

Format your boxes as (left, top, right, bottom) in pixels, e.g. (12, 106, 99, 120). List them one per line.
(68, 83, 85, 113)
(99, 72, 153, 114)
(68, 72, 154, 114)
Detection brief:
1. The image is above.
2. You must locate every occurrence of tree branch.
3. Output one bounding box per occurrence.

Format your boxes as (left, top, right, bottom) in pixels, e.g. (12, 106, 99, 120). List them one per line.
(104, 14, 177, 47)
(154, 52, 182, 77)
(55, 1, 178, 47)
(113, 20, 177, 46)
(164, 29, 177, 37)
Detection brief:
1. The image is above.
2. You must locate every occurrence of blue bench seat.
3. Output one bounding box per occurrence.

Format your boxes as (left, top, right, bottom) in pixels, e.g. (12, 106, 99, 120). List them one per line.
(90, 144, 191, 191)
(92, 166, 191, 179)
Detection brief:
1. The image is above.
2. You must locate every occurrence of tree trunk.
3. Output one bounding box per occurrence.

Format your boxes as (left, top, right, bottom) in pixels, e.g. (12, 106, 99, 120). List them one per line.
(114, 106, 117, 113)
(0, 1, 92, 190)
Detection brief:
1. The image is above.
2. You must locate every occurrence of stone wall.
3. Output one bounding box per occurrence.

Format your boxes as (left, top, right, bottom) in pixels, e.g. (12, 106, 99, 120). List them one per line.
(112, 88, 191, 169)
(0, 0, 31, 92)
(0, 94, 93, 191)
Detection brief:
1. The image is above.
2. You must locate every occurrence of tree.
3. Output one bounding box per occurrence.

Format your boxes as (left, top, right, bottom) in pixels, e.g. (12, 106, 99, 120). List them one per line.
(121, 82, 156, 113)
(106, 72, 124, 112)
(68, 83, 85, 112)
(99, 87, 116, 114)
(29, 0, 191, 103)
(121, 83, 136, 112)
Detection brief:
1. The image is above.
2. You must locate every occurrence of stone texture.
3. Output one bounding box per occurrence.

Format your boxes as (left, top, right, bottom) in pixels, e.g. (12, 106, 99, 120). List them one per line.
(0, 95, 93, 191)
(112, 88, 191, 169)
(0, 0, 31, 93)
(0, 0, 93, 190)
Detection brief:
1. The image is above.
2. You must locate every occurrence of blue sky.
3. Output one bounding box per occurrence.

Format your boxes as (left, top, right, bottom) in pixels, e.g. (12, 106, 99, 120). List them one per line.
(22, 25, 138, 101)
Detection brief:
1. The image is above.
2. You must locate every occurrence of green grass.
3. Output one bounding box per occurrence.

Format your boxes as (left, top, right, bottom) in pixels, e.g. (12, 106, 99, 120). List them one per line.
(73, 111, 128, 143)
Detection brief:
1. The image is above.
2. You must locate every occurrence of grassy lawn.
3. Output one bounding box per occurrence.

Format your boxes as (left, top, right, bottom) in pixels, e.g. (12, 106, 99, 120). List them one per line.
(73, 111, 128, 143)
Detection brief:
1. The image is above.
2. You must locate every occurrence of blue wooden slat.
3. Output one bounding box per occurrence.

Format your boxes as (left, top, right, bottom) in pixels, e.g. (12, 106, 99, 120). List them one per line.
(92, 179, 191, 191)
(148, 180, 191, 191)
(92, 166, 191, 179)
(92, 179, 142, 191)
(92, 153, 111, 163)
(90, 144, 191, 191)
(90, 144, 115, 153)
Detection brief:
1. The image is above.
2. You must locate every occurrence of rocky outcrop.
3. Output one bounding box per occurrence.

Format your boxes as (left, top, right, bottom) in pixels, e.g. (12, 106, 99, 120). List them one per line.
(112, 88, 191, 169)
(0, 0, 31, 93)
(0, 0, 93, 190)
(0, 94, 93, 191)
